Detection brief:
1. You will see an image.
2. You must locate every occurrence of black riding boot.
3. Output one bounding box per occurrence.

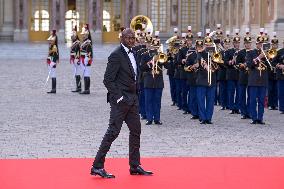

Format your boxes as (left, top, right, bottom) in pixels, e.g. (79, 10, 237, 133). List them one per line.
(80, 77, 90, 94)
(72, 75, 82, 92)
(47, 78, 56, 94)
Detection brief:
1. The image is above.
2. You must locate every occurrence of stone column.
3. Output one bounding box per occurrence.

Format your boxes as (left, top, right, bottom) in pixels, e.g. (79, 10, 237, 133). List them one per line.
(58, 0, 65, 43)
(94, 0, 102, 43)
(0, 0, 14, 41)
(269, 0, 284, 41)
(51, 0, 57, 30)
(14, 0, 21, 41)
(132, 0, 137, 17)
(240, 0, 250, 36)
(125, 0, 130, 28)
(88, 0, 95, 43)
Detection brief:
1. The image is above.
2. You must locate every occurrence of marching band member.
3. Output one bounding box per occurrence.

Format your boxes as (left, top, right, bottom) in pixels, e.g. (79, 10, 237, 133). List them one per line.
(195, 29, 218, 124)
(236, 28, 251, 119)
(178, 27, 194, 114)
(267, 32, 278, 110)
(70, 26, 81, 92)
(80, 24, 93, 94)
(273, 35, 284, 114)
(184, 32, 203, 120)
(225, 29, 240, 114)
(214, 24, 224, 105)
(46, 30, 59, 94)
(136, 29, 149, 120)
(141, 32, 164, 125)
(246, 28, 269, 124)
(172, 28, 183, 110)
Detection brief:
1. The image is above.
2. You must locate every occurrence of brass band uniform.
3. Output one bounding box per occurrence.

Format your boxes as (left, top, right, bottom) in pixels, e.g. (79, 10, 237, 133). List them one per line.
(246, 30, 269, 124)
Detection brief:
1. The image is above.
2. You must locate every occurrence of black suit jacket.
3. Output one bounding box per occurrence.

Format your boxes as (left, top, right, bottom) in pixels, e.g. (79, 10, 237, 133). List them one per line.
(104, 45, 139, 106)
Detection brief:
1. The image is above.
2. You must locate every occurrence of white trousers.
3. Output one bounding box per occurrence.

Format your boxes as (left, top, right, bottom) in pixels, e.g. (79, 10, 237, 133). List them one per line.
(71, 59, 81, 76)
(48, 62, 56, 78)
(80, 57, 91, 77)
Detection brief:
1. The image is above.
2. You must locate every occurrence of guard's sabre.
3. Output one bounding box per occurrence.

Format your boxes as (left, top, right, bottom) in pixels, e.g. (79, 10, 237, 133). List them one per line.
(44, 69, 52, 88)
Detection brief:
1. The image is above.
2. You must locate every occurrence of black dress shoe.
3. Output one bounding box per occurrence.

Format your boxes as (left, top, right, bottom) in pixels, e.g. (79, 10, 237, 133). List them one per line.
(130, 166, 153, 175)
(257, 120, 265, 125)
(206, 120, 213, 124)
(200, 120, 206, 124)
(141, 116, 146, 120)
(145, 121, 152, 125)
(241, 115, 249, 119)
(221, 107, 225, 110)
(154, 121, 163, 125)
(171, 102, 176, 106)
(191, 116, 199, 120)
(177, 107, 182, 110)
(234, 110, 240, 114)
(90, 168, 115, 178)
(183, 111, 189, 114)
(47, 89, 56, 94)
(80, 90, 90, 94)
(281, 111, 284, 114)
(250, 120, 257, 124)
(229, 110, 235, 114)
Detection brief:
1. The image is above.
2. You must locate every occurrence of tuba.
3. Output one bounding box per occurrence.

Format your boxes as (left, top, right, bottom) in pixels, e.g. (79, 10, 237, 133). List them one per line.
(130, 15, 153, 35)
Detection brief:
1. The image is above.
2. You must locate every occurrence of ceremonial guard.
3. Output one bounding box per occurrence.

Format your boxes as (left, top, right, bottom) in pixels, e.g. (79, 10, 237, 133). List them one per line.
(184, 32, 203, 120)
(195, 29, 218, 124)
(140, 32, 164, 125)
(236, 28, 251, 119)
(273, 35, 284, 114)
(70, 26, 81, 92)
(246, 29, 269, 124)
(46, 30, 59, 94)
(268, 32, 279, 110)
(225, 29, 240, 114)
(80, 24, 93, 94)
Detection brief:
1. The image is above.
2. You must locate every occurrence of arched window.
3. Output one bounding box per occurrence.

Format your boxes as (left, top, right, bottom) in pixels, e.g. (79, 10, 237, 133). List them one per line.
(151, 0, 167, 32)
(103, 10, 111, 32)
(34, 10, 49, 31)
(65, 10, 80, 42)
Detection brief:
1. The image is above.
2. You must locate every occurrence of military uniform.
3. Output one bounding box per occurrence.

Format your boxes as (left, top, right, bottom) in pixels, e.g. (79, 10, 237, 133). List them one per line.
(80, 24, 93, 94)
(141, 37, 164, 125)
(196, 33, 217, 124)
(225, 48, 240, 114)
(273, 47, 284, 113)
(134, 44, 147, 119)
(185, 47, 198, 119)
(166, 50, 176, 105)
(177, 45, 191, 113)
(46, 30, 59, 94)
(246, 33, 269, 124)
(70, 26, 81, 92)
(217, 50, 227, 109)
(236, 48, 250, 118)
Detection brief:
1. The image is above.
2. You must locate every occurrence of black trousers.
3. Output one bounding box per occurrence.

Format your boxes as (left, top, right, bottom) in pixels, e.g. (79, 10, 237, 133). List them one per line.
(93, 101, 141, 168)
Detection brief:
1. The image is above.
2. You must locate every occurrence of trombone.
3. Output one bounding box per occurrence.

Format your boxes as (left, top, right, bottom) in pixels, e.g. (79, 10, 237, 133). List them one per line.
(151, 44, 168, 77)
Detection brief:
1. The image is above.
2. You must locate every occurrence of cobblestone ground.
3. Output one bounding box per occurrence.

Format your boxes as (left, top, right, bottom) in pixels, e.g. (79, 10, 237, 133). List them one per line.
(0, 43, 283, 159)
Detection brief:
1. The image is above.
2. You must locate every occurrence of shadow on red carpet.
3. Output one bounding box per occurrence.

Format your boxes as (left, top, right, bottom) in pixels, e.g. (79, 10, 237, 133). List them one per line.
(0, 158, 283, 189)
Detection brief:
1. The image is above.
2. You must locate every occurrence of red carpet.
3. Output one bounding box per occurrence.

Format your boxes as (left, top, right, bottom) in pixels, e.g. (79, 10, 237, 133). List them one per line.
(0, 158, 283, 189)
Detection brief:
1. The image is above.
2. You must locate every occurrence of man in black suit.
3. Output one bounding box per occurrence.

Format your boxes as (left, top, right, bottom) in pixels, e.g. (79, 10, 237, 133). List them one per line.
(90, 28, 153, 178)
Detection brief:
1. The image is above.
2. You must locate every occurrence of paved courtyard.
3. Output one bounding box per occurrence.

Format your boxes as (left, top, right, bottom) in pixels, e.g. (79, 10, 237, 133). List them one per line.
(0, 43, 283, 159)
